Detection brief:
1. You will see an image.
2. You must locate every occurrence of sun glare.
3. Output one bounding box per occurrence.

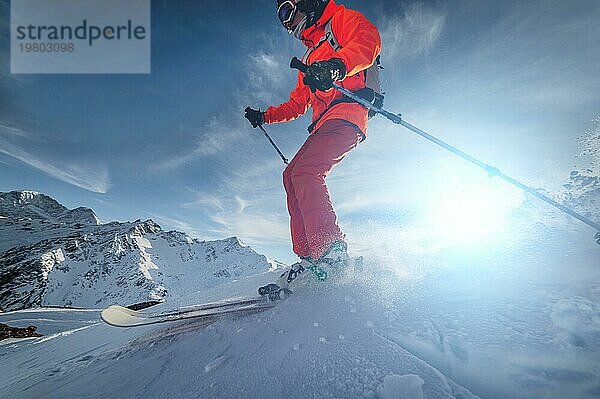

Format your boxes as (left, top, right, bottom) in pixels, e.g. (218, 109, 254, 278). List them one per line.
(425, 164, 524, 247)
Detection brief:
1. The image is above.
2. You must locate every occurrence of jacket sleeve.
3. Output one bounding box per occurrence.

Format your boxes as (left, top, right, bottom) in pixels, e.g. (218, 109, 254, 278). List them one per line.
(264, 72, 312, 124)
(332, 9, 382, 77)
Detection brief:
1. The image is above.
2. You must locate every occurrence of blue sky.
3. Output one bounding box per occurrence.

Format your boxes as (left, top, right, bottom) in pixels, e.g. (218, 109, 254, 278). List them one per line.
(1, 0, 599, 263)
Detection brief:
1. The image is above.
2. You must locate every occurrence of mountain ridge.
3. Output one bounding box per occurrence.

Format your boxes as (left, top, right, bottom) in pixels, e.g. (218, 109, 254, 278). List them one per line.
(0, 190, 283, 312)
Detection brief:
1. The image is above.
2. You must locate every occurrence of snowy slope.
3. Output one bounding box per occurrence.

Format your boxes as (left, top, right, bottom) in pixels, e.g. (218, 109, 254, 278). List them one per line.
(0, 191, 283, 311)
(0, 282, 478, 399)
(1, 181, 598, 399)
(1, 222, 598, 399)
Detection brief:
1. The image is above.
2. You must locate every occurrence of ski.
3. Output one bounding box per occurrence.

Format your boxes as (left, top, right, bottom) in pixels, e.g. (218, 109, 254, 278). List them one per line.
(144, 296, 269, 318)
(101, 296, 275, 328)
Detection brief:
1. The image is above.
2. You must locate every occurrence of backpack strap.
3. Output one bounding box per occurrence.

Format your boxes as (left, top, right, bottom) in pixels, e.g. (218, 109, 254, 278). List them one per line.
(323, 19, 342, 51)
(303, 18, 384, 131)
(301, 18, 338, 63)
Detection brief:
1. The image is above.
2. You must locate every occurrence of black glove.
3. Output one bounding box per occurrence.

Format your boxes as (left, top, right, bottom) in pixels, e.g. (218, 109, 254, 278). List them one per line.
(303, 58, 347, 92)
(244, 107, 264, 128)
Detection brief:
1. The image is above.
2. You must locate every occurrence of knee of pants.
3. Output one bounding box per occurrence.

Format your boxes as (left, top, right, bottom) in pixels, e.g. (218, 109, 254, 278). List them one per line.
(289, 167, 324, 186)
(283, 163, 294, 188)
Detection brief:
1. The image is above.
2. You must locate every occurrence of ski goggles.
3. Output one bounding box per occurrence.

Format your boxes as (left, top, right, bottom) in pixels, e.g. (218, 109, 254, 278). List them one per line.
(278, 0, 297, 27)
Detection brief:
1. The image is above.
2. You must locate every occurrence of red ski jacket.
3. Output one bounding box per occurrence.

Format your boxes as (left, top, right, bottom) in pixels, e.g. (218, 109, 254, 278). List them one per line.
(264, 0, 381, 135)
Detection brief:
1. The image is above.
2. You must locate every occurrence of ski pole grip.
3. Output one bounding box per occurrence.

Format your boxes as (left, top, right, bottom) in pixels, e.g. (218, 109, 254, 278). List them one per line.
(290, 57, 308, 73)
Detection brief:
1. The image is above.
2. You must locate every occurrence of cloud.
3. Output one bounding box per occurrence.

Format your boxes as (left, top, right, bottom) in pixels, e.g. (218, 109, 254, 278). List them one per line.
(0, 122, 30, 138)
(0, 123, 111, 193)
(145, 212, 216, 241)
(235, 195, 251, 213)
(181, 190, 226, 211)
(150, 18, 306, 173)
(152, 30, 299, 173)
(245, 52, 287, 104)
(153, 190, 290, 246)
(429, 1, 600, 109)
(151, 115, 249, 172)
(376, 3, 446, 63)
(238, 27, 304, 103)
(180, 186, 290, 245)
(210, 210, 289, 245)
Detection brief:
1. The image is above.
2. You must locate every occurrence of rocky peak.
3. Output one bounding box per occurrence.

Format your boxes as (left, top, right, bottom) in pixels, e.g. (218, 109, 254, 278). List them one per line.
(0, 190, 67, 217)
(0, 190, 100, 226)
(0, 191, 101, 253)
(129, 219, 163, 235)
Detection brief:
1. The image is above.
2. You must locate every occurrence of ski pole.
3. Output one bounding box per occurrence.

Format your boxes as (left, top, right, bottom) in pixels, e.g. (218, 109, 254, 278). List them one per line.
(291, 57, 600, 245)
(258, 123, 289, 165)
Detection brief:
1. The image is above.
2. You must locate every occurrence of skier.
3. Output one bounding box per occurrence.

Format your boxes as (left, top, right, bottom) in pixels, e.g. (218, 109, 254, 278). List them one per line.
(245, 0, 381, 299)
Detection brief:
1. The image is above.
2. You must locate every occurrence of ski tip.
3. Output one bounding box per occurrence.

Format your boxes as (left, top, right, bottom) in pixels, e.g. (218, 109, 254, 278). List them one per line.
(100, 305, 145, 327)
(106, 305, 141, 316)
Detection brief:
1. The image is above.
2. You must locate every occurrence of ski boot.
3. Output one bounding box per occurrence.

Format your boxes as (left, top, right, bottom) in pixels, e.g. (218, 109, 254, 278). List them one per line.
(258, 241, 351, 301)
(258, 283, 293, 301)
(258, 258, 317, 301)
(315, 240, 351, 274)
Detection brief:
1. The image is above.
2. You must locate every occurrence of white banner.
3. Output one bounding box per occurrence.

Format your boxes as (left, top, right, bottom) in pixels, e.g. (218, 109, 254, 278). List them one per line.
(11, 0, 151, 74)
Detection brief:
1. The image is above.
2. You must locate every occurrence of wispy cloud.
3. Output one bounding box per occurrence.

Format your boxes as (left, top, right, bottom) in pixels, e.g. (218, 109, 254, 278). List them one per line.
(210, 209, 289, 245)
(376, 3, 446, 63)
(245, 52, 288, 105)
(429, 1, 600, 108)
(181, 189, 226, 211)
(0, 123, 111, 193)
(0, 122, 31, 138)
(151, 116, 248, 172)
(180, 187, 289, 245)
(239, 28, 304, 104)
(145, 212, 217, 241)
(148, 28, 299, 247)
(151, 189, 290, 246)
(152, 27, 300, 173)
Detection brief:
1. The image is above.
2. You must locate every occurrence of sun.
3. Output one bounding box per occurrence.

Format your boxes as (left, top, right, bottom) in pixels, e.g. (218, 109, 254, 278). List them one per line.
(424, 163, 524, 247)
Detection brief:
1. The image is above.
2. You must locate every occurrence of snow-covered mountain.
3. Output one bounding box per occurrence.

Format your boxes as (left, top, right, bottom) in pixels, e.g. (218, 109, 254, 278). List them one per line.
(0, 190, 282, 312)
(0, 190, 100, 253)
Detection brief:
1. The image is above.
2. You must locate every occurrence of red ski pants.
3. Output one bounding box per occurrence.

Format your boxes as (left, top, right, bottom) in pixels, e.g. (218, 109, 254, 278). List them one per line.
(283, 119, 363, 260)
